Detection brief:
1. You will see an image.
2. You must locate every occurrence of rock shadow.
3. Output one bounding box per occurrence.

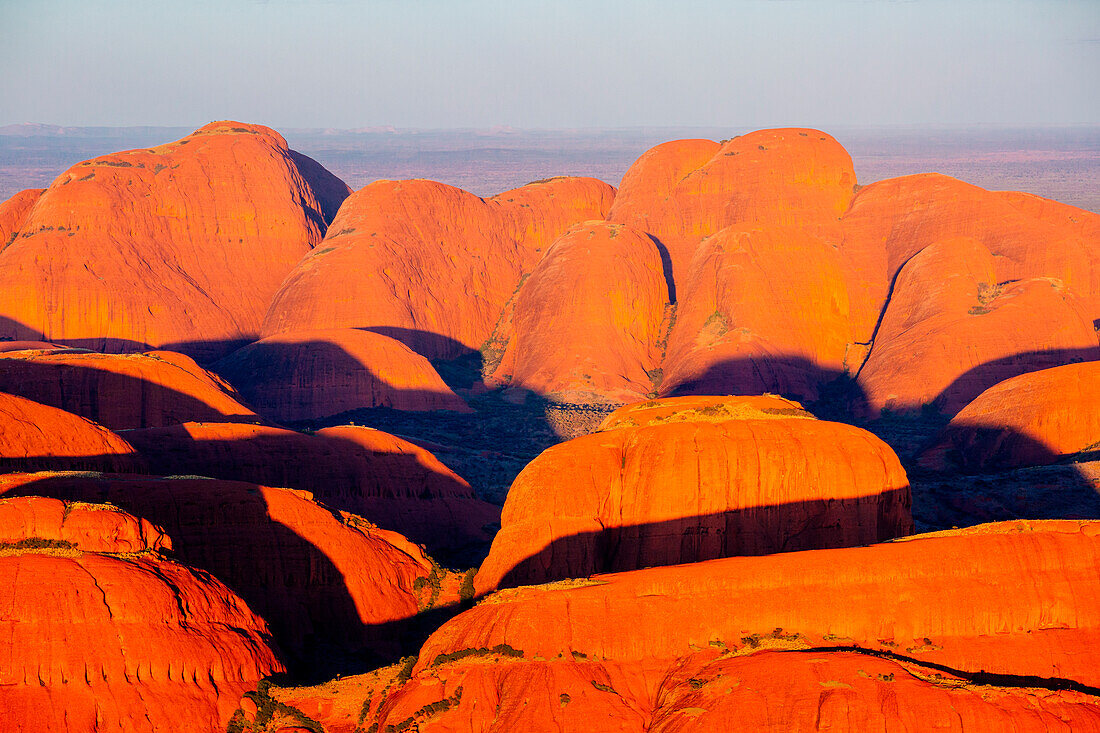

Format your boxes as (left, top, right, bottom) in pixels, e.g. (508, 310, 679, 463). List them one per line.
(492, 489, 914, 591)
(0, 350, 263, 430)
(0, 472, 462, 681)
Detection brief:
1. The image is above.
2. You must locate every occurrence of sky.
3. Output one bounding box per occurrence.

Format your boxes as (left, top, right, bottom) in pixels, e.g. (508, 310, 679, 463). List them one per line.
(0, 0, 1097, 129)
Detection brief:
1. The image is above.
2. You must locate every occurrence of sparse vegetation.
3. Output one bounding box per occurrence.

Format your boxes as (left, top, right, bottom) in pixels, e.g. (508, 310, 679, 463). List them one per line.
(431, 643, 523, 667)
(226, 680, 324, 733)
(0, 537, 75, 551)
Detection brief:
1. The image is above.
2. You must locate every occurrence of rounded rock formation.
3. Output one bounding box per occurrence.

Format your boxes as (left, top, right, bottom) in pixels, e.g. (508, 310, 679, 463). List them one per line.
(838, 173, 1100, 348)
(0, 187, 44, 251)
(0, 495, 282, 732)
(475, 396, 910, 592)
(122, 421, 497, 559)
(214, 328, 470, 423)
(0, 122, 350, 359)
(919, 361, 1100, 471)
(660, 225, 856, 400)
(489, 221, 670, 403)
(855, 236, 1099, 415)
(610, 129, 856, 291)
(262, 177, 614, 360)
(0, 473, 461, 679)
(317, 521, 1100, 733)
(0, 348, 257, 429)
(0, 391, 144, 473)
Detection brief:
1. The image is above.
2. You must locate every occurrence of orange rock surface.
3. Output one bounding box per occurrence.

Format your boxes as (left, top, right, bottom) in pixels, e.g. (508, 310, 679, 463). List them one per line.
(0, 188, 44, 251)
(0, 473, 456, 678)
(262, 177, 614, 360)
(444, 521, 1100, 683)
(331, 649, 1100, 733)
(0, 340, 62, 352)
(855, 236, 1099, 415)
(122, 421, 497, 557)
(289, 521, 1100, 732)
(0, 495, 282, 732)
(610, 129, 856, 291)
(0, 495, 169, 554)
(0, 391, 144, 473)
(476, 398, 910, 592)
(0, 122, 350, 359)
(0, 348, 257, 429)
(660, 225, 856, 400)
(490, 221, 670, 403)
(214, 328, 469, 423)
(919, 361, 1100, 471)
(838, 173, 1100, 348)
(598, 394, 813, 430)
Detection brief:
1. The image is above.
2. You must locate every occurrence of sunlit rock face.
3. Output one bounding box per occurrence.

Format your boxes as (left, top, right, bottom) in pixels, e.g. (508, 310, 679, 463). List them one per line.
(919, 361, 1100, 471)
(489, 220, 670, 404)
(0, 122, 350, 359)
(0, 348, 257, 429)
(0, 495, 283, 732)
(121, 420, 499, 557)
(0, 390, 145, 473)
(315, 521, 1100, 733)
(0, 473, 466, 679)
(262, 176, 615, 360)
(214, 327, 470, 422)
(475, 395, 911, 593)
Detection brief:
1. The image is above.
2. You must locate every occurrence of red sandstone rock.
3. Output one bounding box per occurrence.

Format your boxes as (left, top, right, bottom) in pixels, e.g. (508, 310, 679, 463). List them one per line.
(0, 340, 62, 352)
(490, 221, 670, 403)
(855, 236, 1099, 415)
(0, 122, 350, 359)
(0, 348, 257, 429)
(0, 188, 44, 251)
(328, 649, 1100, 733)
(214, 328, 469, 423)
(444, 521, 1100, 685)
(660, 225, 856, 400)
(285, 521, 1100, 732)
(0, 495, 169, 554)
(261, 177, 614, 360)
(838, 173, 1100, 348)
(0, 473, 459, 678)
(598, 394, 813, 430)
(919, 361, 1100, 471)
(122, 421, 497, 558)
(0, 496, 282, 732)
(0, 391, 144, 473)
(476, 397, 910, 592)
(610, 129, 856, 291)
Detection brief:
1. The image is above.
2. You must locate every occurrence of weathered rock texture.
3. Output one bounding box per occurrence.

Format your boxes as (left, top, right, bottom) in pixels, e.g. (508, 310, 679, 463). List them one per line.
(122, 421, 497, 558)
(0, 348, 257, 429)
(854, 236, 1098, 415)
(262, 177, 615, 360)
(490, 221, 670, 403)
(839, 173, 1100, 346)
(0, 122, 349, 359)
(0, 495, 169, 554)
(476, 396, 910, 592)
(609, 129, 856, 291)
(301, 521, 1100, 733)
(660, 225, 855, 400)
(0, 188, 44, 251)
(919, 361, 1100, 472)
(214, 328, 469, 423)
(0, 495, 282, 732)
(0, 474, 460, 678)
(0, 391, 144, 473)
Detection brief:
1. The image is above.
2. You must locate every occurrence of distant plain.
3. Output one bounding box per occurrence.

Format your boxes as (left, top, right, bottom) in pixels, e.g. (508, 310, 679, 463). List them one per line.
(2, 125, 1096, 212)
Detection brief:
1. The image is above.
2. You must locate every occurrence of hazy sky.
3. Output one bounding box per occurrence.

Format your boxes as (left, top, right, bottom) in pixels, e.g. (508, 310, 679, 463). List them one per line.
(1, 0, 1097, 129)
